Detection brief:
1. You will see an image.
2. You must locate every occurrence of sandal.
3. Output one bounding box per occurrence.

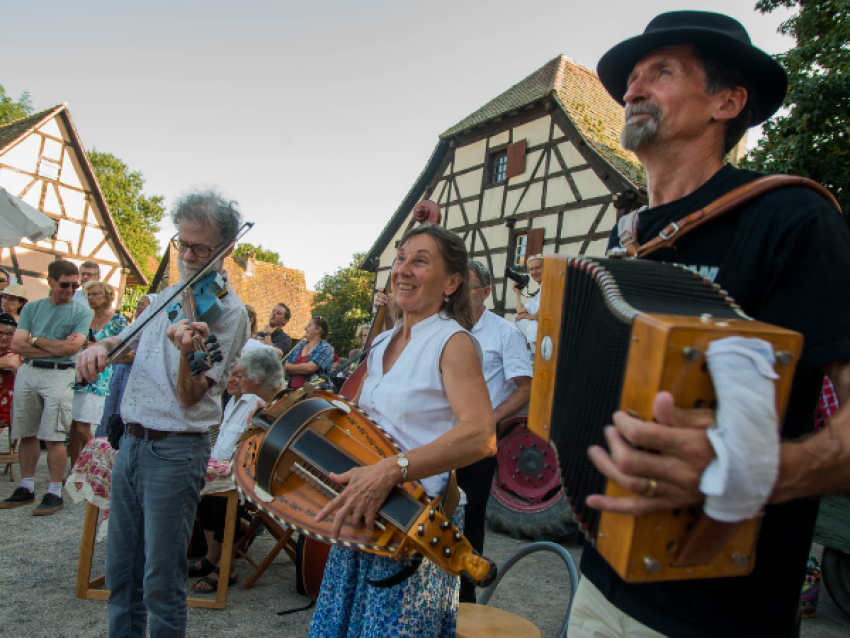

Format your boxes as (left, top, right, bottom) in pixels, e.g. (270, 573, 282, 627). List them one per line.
(193, 568, 237, 593)
(188, 557, 217, 577)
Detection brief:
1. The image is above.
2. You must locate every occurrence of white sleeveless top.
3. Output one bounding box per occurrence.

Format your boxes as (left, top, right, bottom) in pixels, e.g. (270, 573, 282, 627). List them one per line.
(359, 312, 482, 499)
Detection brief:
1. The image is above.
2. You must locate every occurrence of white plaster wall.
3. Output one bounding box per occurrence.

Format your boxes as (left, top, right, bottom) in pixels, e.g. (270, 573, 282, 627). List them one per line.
(504, 188, 522, 217)
(478, 223, 509, 253)
(54, 219, 78, 249)
(80, 226, 106, 255)
(552, 123, 567, 141)
(42, 184, 62, 215)
(445, 204, 465, 230)
(41, 137, 63, 160)
(455, 169, 483, 200)
(0, 135, 40, 170)
(60, 187, 87, 220)
(60, 148, 84, 189)
(489, 131, 509, 147)
(572, 168, 609, 200)
(557, 141, 585, 168)
(489, 253, 507, 281)
(94, 243, 117, 262)
(0, 169, 33, 197)
(21, 183, 42, 209)
(597, 207, 617, 234)
(481, 185, 504, 221)
(513, 116, 551, 148)
(544, 175, 576, 208)
(464, 198, 480, 223)
(508, 149, 542, 186)
(38, 118, 63, 139)
(560, 205, 602, 238)
(516, 182, 543, 214)
(453, 139, 487, 173)
(584, 238, 610, 257)
(532, 212, 559, 241)
(431, 180, 449, 204)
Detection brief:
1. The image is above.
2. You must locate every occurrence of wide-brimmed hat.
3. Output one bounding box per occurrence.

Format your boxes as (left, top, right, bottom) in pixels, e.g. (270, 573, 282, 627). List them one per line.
(597, 11, 787, 125)
(2, 283, 27, 300)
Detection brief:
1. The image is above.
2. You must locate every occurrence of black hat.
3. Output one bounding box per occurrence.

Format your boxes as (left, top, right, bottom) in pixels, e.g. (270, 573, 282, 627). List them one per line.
(597, 11, 787, 125)
(0, 313, 17, 328)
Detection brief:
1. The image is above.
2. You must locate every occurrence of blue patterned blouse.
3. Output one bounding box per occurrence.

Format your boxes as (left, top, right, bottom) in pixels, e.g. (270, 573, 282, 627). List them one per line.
(76, 313, 129, 396)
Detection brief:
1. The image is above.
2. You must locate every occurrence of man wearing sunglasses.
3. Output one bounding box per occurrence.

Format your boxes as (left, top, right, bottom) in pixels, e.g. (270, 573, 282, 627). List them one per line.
(1, 260, 91, 515)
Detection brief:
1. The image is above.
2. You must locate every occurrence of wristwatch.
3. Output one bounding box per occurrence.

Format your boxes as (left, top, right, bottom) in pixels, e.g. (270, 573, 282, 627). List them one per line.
(396, 452, 409, 481)
(30, 336, 38, 346)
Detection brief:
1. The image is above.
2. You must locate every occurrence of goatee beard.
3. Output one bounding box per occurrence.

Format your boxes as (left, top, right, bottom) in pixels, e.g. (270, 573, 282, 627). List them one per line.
(620, 104, 662, 151)
(178, 258, 221, 282)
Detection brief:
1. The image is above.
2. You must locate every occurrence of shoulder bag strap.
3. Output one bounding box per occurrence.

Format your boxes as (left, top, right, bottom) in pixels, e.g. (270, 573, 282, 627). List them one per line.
(634, 175, 841, 259)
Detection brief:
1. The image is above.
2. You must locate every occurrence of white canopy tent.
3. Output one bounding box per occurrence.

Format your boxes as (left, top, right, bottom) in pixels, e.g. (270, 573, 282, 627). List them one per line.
(0, 187, 56, 248)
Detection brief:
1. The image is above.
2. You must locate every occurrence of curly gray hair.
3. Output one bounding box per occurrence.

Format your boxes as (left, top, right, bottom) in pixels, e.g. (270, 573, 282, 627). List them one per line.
(238, 347, 284, 392)
(171, 190, 242, 245)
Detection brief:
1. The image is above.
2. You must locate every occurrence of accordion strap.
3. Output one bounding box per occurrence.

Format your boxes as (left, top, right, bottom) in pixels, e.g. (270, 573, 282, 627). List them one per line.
(616, 174, 841, 258)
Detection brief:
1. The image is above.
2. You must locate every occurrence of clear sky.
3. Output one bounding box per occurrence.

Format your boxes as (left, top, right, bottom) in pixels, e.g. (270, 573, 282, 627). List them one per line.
(0, 0, 795, 289)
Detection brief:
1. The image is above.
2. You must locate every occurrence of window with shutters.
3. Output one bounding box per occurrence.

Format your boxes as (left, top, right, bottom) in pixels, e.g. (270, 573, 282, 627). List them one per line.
(512, 227, 544, 268)
(513, 233, 528, 267)
(489, 151, 508, 184)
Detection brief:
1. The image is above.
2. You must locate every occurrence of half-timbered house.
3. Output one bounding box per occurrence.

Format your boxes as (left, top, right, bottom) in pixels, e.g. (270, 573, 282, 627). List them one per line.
(0, 105, 147, 303)
(362, 55, 648, 318)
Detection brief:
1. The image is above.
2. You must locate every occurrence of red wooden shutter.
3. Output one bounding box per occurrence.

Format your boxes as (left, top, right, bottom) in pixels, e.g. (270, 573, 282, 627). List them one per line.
(525, 228, 544, 259)
(505, 139, 527, 178)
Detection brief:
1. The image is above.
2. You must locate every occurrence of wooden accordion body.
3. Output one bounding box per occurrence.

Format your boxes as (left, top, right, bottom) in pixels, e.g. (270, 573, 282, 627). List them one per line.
(231, 388, 496, 586)
(528, 256, 803, 583)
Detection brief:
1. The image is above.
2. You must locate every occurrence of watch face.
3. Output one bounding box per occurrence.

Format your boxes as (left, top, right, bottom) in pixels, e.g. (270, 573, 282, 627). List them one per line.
(398, 456, 409, 468)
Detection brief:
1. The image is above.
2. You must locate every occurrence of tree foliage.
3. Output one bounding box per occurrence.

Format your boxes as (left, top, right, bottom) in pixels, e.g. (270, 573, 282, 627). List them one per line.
(232, 242, 281, 266)
(312, 252, 374, 356)
(87, 149, 166, 279)
(742, 0, 850, 214)
(0, 84, 33, 125)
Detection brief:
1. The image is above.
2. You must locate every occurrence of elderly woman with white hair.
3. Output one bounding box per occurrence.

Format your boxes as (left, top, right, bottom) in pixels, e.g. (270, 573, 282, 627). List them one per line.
(70, 280, 128, 468)
(191, 347, 284, 592)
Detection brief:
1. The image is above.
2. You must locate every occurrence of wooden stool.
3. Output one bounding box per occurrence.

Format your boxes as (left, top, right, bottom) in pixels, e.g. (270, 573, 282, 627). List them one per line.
(76, 489, 240, 610)
(457, 603, 543, 638)
(456, 541, 579, 638)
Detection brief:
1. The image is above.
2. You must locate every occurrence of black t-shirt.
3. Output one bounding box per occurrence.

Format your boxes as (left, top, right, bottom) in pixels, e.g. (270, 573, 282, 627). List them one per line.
(270, 328, 292, 354)
(583, 165, 850, 637)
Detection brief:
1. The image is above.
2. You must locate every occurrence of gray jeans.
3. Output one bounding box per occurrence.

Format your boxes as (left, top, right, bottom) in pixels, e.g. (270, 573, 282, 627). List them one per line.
(106, 431, 210, 638)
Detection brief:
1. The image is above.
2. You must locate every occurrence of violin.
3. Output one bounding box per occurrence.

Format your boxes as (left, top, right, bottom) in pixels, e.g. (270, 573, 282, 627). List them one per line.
(81, 221, 255, 378)
(169, 272, 226, 375)
(339, 200, 441, 400)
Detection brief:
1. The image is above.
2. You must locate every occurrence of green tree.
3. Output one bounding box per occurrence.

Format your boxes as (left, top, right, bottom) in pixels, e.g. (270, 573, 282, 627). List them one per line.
(312, 252, 374, 356)
(232, 242, 281, 265)
(742, 0, 850, 214)
(87, 149, 166, 280)
(0, 84, 33, 124)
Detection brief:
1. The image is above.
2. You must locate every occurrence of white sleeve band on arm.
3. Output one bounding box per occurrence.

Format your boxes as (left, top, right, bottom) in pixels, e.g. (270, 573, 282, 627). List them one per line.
(700, 337, 781, 523)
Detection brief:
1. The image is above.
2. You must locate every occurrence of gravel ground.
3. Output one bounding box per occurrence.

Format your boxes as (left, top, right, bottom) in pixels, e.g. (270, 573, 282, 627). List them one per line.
(1, 454, 848, 637)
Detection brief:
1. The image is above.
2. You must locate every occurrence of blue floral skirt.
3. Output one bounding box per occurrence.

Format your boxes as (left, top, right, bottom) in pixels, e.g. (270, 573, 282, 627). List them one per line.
(308, 506, 465, 638)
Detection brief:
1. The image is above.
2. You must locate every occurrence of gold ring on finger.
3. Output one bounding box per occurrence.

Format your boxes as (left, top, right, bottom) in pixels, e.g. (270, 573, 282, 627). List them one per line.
(644, 479, 657, 498)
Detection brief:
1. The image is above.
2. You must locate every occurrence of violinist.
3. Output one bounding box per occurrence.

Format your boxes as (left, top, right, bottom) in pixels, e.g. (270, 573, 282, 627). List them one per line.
(76, 191, 249, 638)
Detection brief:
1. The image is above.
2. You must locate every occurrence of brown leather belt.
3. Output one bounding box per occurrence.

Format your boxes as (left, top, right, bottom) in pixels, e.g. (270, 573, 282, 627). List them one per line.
(125, 423, 198, 441)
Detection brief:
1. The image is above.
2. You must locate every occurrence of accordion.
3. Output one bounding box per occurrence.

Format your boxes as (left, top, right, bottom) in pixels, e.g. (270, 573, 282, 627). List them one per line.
(528, 256, 802, 583)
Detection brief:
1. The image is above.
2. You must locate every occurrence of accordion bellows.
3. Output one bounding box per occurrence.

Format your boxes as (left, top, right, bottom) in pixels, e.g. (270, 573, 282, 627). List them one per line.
(528, 256, 802, 582)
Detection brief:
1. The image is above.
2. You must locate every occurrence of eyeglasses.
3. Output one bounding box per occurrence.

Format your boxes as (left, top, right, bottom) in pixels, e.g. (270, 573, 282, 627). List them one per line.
(58, 282, 81, 290)
(171, 235, 221, 259)
(85, 292, 103, 297)
(470, 285, 488, 290)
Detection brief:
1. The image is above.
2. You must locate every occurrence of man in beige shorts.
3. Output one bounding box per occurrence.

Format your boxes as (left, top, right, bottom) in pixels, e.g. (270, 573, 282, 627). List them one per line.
(0, 260, 91, 515)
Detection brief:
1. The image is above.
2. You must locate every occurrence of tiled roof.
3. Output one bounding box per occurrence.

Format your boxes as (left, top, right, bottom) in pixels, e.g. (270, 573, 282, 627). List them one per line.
(441, 55, 645, 189)
(0, 106, 63, 152)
